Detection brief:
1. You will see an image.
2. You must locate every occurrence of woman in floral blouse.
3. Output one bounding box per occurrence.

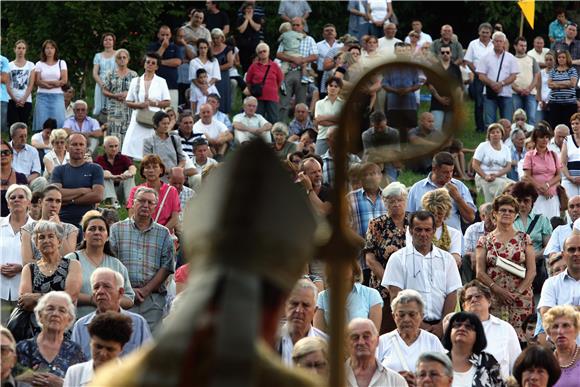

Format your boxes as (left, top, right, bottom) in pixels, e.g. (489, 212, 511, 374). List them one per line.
(364, 181, 408, 333)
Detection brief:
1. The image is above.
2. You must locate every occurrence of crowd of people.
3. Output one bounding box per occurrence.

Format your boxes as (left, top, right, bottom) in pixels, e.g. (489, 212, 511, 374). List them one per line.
(1, 2, 580, 386)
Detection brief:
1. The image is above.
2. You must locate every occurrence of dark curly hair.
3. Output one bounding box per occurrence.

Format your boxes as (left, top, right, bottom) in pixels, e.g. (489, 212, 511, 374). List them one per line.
(510, 181, 538, 203)
(88, 311, 133, 346)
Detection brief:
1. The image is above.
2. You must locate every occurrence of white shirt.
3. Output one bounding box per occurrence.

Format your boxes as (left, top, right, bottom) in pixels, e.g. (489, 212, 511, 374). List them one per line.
(377, 37, 401, 57)
(345, 358, 407, 387)
(544, 223, 573, 256)
(63, 360, 94, 387)
(404, 32, 433, 47)
(35, 60, 67, 94)
(278, 324, 328, 366)
(464, 38, 494, 69)
(452, 366, 476, 387)
(0, 215, 34, 301)
(473, 141, 512, 174)
(377, 329, 445, 372)
(527, 48, 550, 65)
(481, 314, 522, 380)
(8, 60, 35, 102)
(382, 245, 462, 321)
(538, 269, 580, 309)
(316, 40, 343, 69)
(477, 50, 520, 97)
(192, 118, 229, 140)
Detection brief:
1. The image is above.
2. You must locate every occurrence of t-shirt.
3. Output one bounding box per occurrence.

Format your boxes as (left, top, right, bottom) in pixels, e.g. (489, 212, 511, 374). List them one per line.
(377, 330, 445, 373)
(192, 118, 229, 140)
(0, 56, 9, 102)
(205, 10, 230, 32)
(51, 162, 104, 225)
(473, 141, 512, 174)
(35, 60, 67, 94)
(549, 67, 578, 104)
(8, 60, 35, 102)
(452, 366, 476, 387)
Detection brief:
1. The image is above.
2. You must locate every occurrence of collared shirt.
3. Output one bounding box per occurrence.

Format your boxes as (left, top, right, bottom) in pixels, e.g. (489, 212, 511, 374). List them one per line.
(143, 134, 186, 172)
(10, 143, 40, 177)
(345, 357, 407, 387)
(232, 112, 270, 131)
(554, 39, 580, 73)
(317, 282, 383, 327)
(63, 359, 94, 387)
(377, 329, 444, 373)
(192, 157, 218, 174)
(321, 150, 361, 188)
(277, 34, 318, 71)
(545, 223, 573, 256)
(382, 245, 462, 321)
(71, 309, 152, 359)
(316, 39, 343, 68)
(508, 144, 527, 180)
(481, 314, 522, 380)
(514, 212, 552, 253)
(446, 351, 504, 387)
(109, 218, 175, 290)
(278, 324, 328, 366)
(94, 153, 133, 176)
(314, 96, 344, 140)
(431, 39, 464, 63)
(407, 174, 476, 231)
(288, 117, 314, 136)
(404, 32, 433, 47)
(0, 215, 34, 300)
(63, 116, 101, 133)
(549, 20, 567, 45)
(382, 67, 420, 110)
(538, 269, 580, 309)
(476, 50, 520, 97)
(464, 221, 486, 253)
(177, 185, 195, 212)
(347, 188, 386, 237)
(464, 38, 494, 69)
(522, 149, 561, 197)
(214, 111, 233, 131)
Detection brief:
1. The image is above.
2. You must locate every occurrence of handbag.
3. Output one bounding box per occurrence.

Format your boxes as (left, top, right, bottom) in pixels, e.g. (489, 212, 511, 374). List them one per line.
(135, 76, 155, 128)
(485, 52, 505, 100)
(6, 266, 39, 342)
(550, 151, 568, 211)
(492, 238, 527, 279)
(249, 64, 271, 98)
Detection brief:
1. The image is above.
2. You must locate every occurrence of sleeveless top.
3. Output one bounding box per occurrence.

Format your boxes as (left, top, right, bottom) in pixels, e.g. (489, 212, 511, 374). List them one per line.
(31, 257, 71, 294)
(566, 134, 580, 178)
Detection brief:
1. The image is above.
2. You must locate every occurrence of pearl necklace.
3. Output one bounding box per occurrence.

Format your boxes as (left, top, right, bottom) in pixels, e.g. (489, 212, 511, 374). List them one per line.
(557, 345, 579, 369)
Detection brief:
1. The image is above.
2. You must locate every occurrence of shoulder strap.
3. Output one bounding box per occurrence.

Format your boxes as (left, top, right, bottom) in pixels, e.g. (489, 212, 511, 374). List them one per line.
(261, 65, 271, 86)
(170, 135, 182, 162)
(391, 335, 411, 372)
(496, 52, 505, 82)
(527, 215, 540, 235)
(155, 185, 172, 223)
(550, 150, 559, 177)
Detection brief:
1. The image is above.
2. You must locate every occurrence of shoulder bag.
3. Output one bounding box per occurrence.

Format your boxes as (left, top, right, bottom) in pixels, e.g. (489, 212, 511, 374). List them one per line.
(550, 150, 568, 211)
(492, 235, 526, 279)
(134, 76, 155, 128)
(6, 265, 39, 342)
(154, 185, 172, 223)
(485, 52, 505, 100)
(249, 64, 271, 98)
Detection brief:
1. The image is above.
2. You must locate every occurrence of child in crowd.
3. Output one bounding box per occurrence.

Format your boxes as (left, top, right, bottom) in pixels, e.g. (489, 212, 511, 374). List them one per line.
(190, 68, 219, 115)
(277, 22, 313, 84)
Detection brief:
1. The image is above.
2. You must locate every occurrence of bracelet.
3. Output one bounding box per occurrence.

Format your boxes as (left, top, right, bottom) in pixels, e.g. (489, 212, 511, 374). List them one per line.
(489, 282, 496, 289)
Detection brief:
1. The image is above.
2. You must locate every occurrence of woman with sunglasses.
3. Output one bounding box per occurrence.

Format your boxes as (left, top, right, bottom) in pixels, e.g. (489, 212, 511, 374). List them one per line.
(0, 140, 27, 216)
(42, 129, 69, 180)
(442, 312, 505, 387)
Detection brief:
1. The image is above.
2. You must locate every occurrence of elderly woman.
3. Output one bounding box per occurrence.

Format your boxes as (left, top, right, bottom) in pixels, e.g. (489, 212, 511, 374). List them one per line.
(101, 48, 138, 145)
(377, 290, 444, 385)
(18, 221, 82, 328)
(63, 311, 133, 386)
(543, 305, 580, 385)
(314, 260, 383, 333)
(21, 185, 78, 265)
(244, 42, 284, 124)
(364, 181, 408, 332)
(16, 292, 85, 385)
(127, 154, 180, 233)
(523, 124, 563, 219)
(1, 140, 27, 216)
(291, 336, 329, 378)
(472, 123, 514, 202)
(271, 122, 297, 160)
(122, 52, 171, 160)
(1, 185, 33, 324)
(460, 280, 522, 380)
(415, 188, 463, 266)
(443, 312, 505, 387)
(476, 194, 536, 340)
(513, 345, 562, 387)
(65, 215, 134, 319)
(43, 129, 69, 179)
(142, 110, 187, 178)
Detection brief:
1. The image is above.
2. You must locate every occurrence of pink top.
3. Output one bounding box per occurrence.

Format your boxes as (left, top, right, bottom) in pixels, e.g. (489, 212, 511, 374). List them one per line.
(127, 182, 181, 227)
(175, 264, 189, 284)
(522, 149, 561, 196)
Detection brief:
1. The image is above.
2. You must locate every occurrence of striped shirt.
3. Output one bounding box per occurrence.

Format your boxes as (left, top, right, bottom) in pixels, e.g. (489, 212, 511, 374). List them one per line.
(109, 218, 175, 292)
(549, 67, 578, 104)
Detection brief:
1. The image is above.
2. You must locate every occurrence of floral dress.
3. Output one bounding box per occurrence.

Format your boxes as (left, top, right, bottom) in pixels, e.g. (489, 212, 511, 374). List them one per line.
(103, 68, 138, 144)
(16, 338, 86, 378)
(477, 231, 533, 340)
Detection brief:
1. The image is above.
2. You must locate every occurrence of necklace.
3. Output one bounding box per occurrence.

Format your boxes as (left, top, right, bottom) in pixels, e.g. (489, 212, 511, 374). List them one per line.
(84, 250, 103, 267)
(39, 260, 59, 276)
(1, 168, 13, 186)
(557, 345, 579, 369)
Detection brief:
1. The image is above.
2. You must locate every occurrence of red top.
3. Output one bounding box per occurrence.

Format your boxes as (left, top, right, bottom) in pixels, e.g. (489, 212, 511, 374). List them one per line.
(95, 154, 133, 176)
(126, 182, 181, 227)
(245, 60, 284, 102)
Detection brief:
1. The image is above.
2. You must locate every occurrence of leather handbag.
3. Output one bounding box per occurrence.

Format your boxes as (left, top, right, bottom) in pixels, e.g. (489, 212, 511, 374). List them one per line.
(496, 256, 526, 278)
(135, 76, 155, 128)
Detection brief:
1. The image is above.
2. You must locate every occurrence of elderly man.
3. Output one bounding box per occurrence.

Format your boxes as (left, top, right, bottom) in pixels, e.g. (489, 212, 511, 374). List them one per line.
(182, 8, 211, 46)
(63, 100, 106, 154)
(95, 135, 136, 207)
(279, 0, 312, 33)
(51, 133, 104, 226)
(9, 122, 40, 183)
(233, 96, 272, 145)
(346, 318, 407, 387)
(378, 22, 401, 57)
(416, 352, 454, 387)
(554, 22, 580, 74)
(431, 25, 464, 65)
(148, 25, 183, 105)
(382, 211, 462, 338)
(193, 103, 232, 158)
(278, 279, 327, 365)
(316, 24, 342, 84)
(461, 280, 521, 379)
(109, 186, 175, 332)
(288, 103, 314, 142)
(277, 17, 318, 120)
(407, 151, 476, 230)
(297, 157, 331, 216)
(549, 123, 570, 155)
(465, 22, 494, 133)
(477, 31, 520, 128)
(545, 196, 580, 258)
(321, 126, 361, 188)
(72, 267, 152, 359)
(169, 167, 195, 214)
(462, 203, 494, 283)
(512, 37, 540, 126)
(527, 36, 550, 68)
(92, 140, 321, 386)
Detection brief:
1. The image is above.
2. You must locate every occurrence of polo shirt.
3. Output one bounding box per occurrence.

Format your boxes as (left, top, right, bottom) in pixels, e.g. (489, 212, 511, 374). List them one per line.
(10, 143, 40, 177)
(232, 112, 269, 131)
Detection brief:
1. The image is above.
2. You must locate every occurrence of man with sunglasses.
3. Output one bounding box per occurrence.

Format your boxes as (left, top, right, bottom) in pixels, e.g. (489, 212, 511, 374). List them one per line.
(431, 25, 464, 65)
(429, 43, 462, 132)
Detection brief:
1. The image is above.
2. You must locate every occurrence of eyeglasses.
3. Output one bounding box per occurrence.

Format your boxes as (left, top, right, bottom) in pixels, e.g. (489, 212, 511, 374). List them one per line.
(452, 320, 475, 331)
(566, 246, 580, 254)
(145, 60, 157, 65)
(464, 293, 484, 303)
(0, 150, 12, 156)
(440, 51, 451, 55)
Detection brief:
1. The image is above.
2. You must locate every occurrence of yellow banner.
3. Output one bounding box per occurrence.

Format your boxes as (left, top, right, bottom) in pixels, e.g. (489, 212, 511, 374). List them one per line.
(518, 0, 535, 29)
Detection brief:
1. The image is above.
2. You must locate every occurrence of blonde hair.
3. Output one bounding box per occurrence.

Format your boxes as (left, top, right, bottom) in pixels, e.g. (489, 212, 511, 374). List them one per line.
(279, 22, 292, 34)
(421, 188, 452, 218)
(486, 123, 505, 140)
(292, 337, 328, 364)
(512, 108, 527, 123)
(49, 128, 68, 144)
(542, 305, 580, 333)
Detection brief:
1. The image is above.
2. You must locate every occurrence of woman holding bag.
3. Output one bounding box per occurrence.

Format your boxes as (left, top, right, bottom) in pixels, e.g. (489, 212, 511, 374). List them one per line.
(122, 52, 170, 161)
(476, 194, 536, 340)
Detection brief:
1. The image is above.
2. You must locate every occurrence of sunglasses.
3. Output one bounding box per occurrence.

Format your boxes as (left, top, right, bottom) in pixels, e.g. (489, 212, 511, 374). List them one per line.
(452, 320, 475, 331)
(440, 51, 451, 55)
(1, 150, 12, 156)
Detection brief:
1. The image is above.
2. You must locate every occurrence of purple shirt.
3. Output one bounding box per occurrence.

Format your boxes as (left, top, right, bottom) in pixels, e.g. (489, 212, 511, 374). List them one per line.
(63, 116, 101, 133)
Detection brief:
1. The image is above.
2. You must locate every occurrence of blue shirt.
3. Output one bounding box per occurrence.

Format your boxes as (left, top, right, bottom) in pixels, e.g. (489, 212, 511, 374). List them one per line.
(147, 41, 183, 89)
(407, 174, 476, 231)
(508, 145, 526, 181)
(317, 282, 383, 325)
(544, 223, 573, 256)
(71, 309, 152, 359)
(0, 55, 8, 102)
(381, 66, 420, 110)
(347, 188, 386, 237)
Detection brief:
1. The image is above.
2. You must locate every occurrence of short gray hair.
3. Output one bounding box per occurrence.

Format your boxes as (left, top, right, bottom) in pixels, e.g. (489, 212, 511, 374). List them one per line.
(390, 289, 425, 315)
(73, 100, 88, 110)
(290, 278, 318, 302)
(90, 267, 125, 290)
(134, 186, 158, 202)
(103, 135, 120, 146)
(382, 182, 408, 199)
(9, 122, 27, 138)
(492, 31, 506, 41)
(348, 317, 378, 337)
(5, 184, 32, 201)
(271, 122, 289, 136)
(416, 352, 454, 377)
(554, 124, 570, 135)
(255, 42, 269, 55)
(0, 326, 16, 351)
(243, 96, 258, 106)
(33, 220, 64, 241)
(34, 291, 76, 330)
